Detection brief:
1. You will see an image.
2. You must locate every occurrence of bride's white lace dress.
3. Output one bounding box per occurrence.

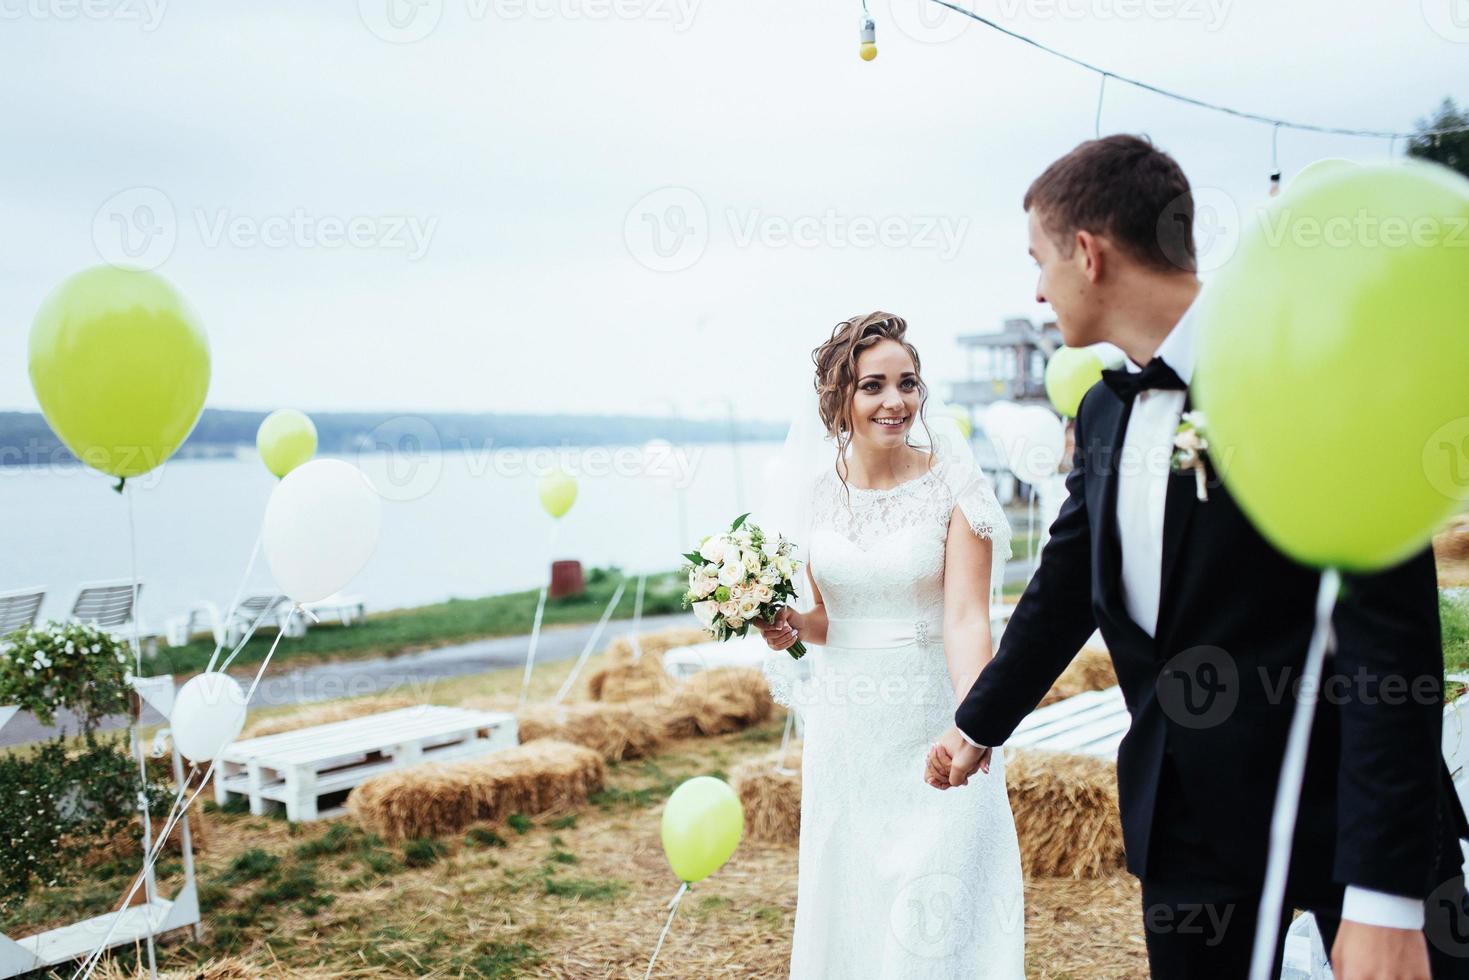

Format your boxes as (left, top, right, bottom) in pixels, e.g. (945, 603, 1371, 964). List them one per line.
(766, 453, 1025, 978)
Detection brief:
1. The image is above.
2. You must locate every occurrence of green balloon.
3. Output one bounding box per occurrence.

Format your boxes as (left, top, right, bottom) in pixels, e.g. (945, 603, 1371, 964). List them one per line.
(537, 470, 578, 519)
(28, 266, 210, 478)
(660, 776, 743, 883)
(1044, 346, 1104, 417)
(1195, 164, 1469, 571)
(1286, 157, 1357, 196)
(257, 409, 318, 479)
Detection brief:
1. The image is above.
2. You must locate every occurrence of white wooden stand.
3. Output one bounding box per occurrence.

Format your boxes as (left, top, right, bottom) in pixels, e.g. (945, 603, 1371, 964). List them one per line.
(0, 677, 202, 977)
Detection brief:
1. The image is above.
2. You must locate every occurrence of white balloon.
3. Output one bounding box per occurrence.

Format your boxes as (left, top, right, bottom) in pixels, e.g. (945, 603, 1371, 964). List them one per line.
(263, 458, 382, 604)
(982, 401, 1025, 472)
(1009, 407, 1066, 485)
(171, 672, 247, 761)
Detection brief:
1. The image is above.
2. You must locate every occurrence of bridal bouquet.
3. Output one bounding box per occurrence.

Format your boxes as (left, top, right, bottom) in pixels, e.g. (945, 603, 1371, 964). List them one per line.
(681, 513, 807, 659)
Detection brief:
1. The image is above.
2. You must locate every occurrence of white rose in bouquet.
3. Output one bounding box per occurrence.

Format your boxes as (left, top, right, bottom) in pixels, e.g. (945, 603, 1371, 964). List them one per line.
(699, 536, 728, 563)
(718, 558, 744, 587)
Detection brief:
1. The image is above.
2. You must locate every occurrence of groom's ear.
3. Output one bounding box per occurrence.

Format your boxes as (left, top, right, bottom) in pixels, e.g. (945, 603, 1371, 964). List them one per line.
(1074, 229, 1104, 283)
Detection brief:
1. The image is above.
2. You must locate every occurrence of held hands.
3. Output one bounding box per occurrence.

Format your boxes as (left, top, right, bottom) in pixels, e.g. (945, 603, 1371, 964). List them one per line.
(1330, 920, 1431, 980)
(924, 725, 991, 789)
(757, 606, 802, 653)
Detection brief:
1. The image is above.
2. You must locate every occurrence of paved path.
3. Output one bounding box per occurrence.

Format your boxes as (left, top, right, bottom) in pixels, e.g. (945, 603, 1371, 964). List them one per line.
(0, 612, 697, 748)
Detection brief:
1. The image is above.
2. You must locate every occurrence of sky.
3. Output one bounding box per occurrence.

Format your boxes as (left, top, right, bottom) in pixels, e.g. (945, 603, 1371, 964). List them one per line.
(0, 0, 1463, 425)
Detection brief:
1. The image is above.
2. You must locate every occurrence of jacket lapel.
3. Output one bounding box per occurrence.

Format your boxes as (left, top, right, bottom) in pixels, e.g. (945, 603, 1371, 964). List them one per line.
(1158, 390, 1200, 636)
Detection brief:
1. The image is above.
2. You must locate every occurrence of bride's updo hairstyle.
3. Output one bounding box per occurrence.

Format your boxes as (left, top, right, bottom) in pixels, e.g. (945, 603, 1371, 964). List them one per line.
(812, 311, 935, 494)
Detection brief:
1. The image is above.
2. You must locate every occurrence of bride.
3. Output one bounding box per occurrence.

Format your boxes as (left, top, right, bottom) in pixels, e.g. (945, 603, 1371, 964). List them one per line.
(756, 312, 1025, 978)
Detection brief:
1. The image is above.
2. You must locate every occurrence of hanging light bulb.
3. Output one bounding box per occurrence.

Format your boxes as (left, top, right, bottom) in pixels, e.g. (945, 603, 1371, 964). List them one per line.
(1268, 171, 1281, 197)
(859, 14, 877, 61)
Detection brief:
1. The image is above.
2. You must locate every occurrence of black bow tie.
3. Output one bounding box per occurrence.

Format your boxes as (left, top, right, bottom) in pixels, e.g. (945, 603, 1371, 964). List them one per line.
(1100, 358, 1187, 401)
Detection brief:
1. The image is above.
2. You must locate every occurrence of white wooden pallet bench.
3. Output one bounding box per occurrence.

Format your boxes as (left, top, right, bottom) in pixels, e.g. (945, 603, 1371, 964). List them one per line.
(1006, 686, 1129, 759)
(213, 705, 518, 822)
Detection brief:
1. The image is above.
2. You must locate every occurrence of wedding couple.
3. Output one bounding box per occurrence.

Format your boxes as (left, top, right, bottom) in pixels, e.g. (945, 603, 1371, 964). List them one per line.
(758, 136, 1469, 979)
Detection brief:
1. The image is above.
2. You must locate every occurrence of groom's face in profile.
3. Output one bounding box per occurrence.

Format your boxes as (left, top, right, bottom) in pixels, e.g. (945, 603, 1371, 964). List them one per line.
(1027, 208, 1099, 347)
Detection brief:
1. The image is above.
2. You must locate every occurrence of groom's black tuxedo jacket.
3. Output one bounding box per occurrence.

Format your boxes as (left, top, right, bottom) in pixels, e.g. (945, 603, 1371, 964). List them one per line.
(956, 382, 1469, 901)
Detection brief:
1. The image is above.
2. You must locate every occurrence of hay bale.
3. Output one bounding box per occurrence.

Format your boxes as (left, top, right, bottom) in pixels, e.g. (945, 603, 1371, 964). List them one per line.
(644, 667, 774, 739)
(1435, 515, 1469, 566)
(1006, 748, 1126, 879)
(515, 700, 667, 762)
(241, 694, 422, 739)
(584, 626, 709, 702)
(603, 625, 711, 662)
(348, 739, 604, 841)
(731, 746, 802, 845)
(1039, 648, 1117, 708)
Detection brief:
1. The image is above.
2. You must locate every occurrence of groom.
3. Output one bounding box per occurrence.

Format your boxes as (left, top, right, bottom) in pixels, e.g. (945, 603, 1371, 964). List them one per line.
(926, 135, 1469, 979)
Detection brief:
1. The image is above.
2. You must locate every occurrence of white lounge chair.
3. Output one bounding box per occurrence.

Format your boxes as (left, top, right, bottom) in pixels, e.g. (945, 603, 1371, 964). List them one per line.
(225, 593, 306, 648)
(0, 587, 44, 638)
(164, 601, 224, 648)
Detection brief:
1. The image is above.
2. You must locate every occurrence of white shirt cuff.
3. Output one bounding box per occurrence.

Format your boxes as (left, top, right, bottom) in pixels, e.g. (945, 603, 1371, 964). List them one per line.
(957, 729, 986, 749)
(1341, 886, 1425, 931)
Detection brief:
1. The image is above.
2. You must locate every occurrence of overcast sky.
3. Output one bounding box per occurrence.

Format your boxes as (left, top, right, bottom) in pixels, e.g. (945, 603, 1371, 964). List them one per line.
(1, 0, 1462, 424)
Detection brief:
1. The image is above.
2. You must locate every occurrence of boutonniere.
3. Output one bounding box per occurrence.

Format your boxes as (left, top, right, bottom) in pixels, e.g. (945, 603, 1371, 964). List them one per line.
(1171, 410, 1210, 502)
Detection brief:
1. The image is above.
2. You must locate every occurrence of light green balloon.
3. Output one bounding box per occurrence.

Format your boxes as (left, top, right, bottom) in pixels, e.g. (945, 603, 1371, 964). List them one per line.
(945, 404, 973, 439)
(1195, 163, 1469, 571)
(257, 408, 318, 479)
(660, 776, 743, 883)
(1044, 346, 1104, 418)
(28, 266, 210, 478)
(1286, 158, 1357, 196)
(537, 470, 578, 519)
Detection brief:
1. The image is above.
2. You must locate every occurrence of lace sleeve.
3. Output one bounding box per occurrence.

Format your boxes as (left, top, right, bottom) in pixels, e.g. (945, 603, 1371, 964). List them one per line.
(937, 453, 1012, 578)
(761, 648, 806, 710)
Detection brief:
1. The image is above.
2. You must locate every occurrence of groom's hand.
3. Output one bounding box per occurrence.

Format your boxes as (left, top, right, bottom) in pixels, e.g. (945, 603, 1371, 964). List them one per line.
(1331, 920, 1430, 980)
(925, 726, 991, 789)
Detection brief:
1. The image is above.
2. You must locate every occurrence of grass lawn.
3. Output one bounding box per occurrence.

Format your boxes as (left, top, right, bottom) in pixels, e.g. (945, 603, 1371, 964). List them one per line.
(1442, 588, 1469, 679)
(13, 648, 1149, 979)
(145, 567, 690, 676)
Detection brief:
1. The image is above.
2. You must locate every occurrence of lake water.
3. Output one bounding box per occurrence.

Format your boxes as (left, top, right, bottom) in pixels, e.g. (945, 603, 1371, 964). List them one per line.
(0, 442, 789, 628)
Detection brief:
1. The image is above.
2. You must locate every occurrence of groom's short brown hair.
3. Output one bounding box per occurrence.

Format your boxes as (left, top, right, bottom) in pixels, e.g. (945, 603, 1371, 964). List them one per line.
(1024, 134, 1196, 274)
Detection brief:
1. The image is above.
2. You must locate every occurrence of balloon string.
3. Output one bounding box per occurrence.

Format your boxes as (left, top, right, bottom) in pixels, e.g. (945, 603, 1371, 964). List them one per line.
(554, 579, 627, 703)
(205, 527, 264, 674)
(519, 521, 561, 706)
(74, 605, 294, 978)
(123, 481, 160, 979)
(629, 572, 647, 663)
(643, 881, 689, 979)
(71, 766, 202, 979)
(1248, 567, 1341, 980)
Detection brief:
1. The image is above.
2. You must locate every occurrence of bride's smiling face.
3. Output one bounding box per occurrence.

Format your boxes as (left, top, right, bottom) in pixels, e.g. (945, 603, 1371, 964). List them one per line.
(849, 339, 921, 449)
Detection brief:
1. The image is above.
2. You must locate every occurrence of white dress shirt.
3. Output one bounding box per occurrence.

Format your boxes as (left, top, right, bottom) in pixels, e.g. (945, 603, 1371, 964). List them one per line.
(963, 296, 1423, 930)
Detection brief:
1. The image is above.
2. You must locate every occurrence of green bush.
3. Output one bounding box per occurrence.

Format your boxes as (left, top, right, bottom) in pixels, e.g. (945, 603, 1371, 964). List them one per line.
(0, 732, 163, 915)
(0, 622, 132, 729)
